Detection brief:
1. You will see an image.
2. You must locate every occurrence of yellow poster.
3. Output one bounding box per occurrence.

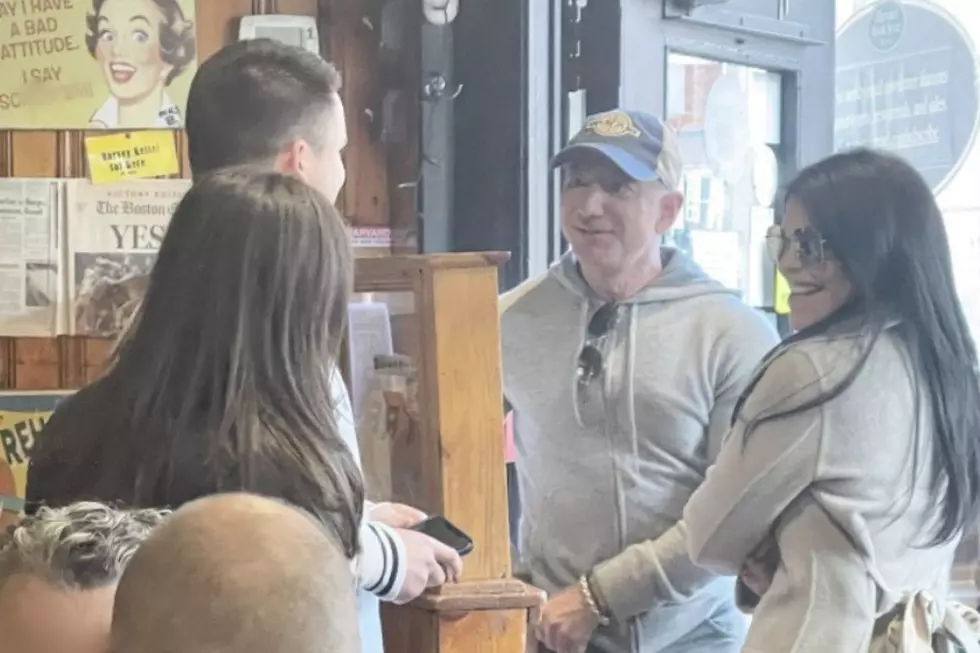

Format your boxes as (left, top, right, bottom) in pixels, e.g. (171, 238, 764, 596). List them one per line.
(0, 0, 197, 130)
(85, 130, 180, 182)
(0, 391, 73, 521)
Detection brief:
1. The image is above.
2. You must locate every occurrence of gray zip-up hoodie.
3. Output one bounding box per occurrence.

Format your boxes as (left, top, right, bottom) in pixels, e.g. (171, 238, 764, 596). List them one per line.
(500, 248, 779, 653)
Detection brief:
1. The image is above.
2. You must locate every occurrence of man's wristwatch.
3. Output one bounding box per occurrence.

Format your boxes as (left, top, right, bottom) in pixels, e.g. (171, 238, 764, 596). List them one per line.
(579, 574, 611, 626)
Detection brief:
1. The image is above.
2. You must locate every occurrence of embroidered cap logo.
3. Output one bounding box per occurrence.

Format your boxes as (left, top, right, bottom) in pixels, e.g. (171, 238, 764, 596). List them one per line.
(585, 112, 641, 138)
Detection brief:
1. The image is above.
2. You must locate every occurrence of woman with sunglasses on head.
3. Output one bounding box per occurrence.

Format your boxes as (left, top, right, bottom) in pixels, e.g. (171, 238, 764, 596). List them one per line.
(680, 147, 980, 652)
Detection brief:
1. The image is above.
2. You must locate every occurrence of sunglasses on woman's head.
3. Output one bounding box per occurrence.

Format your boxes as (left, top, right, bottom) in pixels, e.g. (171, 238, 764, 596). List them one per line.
(765, 224, 827, 267)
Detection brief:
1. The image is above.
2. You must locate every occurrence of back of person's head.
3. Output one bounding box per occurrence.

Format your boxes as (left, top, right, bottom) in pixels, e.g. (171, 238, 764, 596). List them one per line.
(185, 38, 346, 198)
(109, 493, 360, 653)
(775, 147, 980, 542)
(0, 502, 167, 589)
(0, 502, 167, 653)
(96, 166, 362, 557)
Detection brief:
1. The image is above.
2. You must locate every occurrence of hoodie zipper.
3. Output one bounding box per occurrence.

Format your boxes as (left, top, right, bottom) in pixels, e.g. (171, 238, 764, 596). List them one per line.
(605, 303, 640, 652)
(600, 302, 628, 568)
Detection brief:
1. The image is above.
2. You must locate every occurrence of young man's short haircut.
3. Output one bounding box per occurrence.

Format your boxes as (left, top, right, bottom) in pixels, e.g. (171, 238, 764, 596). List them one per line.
(185, 38, 342, 178)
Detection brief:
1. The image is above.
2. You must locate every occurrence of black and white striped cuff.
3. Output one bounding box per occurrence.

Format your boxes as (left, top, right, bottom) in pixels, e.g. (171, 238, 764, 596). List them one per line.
(358, 521, 408, 602)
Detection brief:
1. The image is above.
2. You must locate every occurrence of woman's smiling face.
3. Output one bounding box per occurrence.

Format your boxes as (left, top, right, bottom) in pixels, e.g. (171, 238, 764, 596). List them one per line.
(94, 0, 173, 104)
(778, 197, 854, 331)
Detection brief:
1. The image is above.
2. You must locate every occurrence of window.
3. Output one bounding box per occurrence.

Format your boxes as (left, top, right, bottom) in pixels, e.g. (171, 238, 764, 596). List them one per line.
(664, 53, 783, 309)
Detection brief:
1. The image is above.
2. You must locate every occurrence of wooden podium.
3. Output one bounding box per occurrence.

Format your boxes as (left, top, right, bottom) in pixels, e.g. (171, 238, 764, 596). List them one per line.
(353, 252, 542, 653)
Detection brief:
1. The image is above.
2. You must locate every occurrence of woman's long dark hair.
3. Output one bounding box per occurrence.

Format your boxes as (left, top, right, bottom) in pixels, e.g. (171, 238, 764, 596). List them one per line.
(736, 148, 980, 545)
(86, 166, 362, 557)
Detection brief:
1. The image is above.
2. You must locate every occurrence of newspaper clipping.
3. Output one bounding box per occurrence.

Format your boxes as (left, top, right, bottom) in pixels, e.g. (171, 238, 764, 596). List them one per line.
(65, 179, 190, 337)
(0, 179, 62, 337)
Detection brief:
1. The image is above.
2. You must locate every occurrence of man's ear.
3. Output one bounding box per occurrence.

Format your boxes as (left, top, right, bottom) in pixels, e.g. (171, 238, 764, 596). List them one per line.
(273, 140, 308, 178)
(654, 190, 685, 234)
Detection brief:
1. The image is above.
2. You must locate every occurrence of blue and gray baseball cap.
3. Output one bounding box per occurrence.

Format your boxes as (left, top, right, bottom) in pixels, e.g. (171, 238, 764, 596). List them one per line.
(552, 110, 683, 190)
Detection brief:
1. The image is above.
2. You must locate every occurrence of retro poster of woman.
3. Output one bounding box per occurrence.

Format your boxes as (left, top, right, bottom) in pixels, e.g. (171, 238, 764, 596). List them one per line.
(0, 390, 73, 527)
(0, 0, 197, 130)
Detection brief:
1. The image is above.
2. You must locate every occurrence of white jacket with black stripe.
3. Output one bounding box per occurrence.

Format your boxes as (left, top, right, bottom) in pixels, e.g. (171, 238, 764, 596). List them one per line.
(332, 367, 406, 653)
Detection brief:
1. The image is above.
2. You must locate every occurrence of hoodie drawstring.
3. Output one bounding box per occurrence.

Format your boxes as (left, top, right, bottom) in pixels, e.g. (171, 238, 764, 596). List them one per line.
(626, 304, 640, 467)
(572, 299, 591, 428)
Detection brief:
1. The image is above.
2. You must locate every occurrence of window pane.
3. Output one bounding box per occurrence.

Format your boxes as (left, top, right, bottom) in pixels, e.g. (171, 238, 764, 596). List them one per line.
(665, 53, 783, 308)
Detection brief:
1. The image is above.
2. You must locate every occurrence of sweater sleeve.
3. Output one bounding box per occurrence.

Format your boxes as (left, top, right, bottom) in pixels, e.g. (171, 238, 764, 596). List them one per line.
(356, 520, 408, 602)
(683, 346, 825, 573)
(330, 366, 408, 601)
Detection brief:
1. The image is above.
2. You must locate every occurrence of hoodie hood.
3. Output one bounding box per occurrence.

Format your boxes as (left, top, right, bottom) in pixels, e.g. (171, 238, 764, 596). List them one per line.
(550, 246, 741, 304)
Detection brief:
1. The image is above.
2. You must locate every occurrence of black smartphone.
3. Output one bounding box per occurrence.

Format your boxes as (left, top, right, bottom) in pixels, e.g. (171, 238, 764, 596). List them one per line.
(411, 516, 474, 557)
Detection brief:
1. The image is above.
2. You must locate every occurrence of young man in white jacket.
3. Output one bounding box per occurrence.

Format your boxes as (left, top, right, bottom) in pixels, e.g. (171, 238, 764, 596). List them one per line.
(184, 39, 462, 653)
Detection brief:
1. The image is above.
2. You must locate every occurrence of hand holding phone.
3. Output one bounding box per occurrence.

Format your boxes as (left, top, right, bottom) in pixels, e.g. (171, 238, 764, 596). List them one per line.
(393, 527, 462, 601)
(411, 516, 474, 557)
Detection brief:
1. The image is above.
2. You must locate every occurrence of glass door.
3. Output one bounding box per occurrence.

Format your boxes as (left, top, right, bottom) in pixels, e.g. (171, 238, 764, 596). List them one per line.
(663, 53, 785, 319)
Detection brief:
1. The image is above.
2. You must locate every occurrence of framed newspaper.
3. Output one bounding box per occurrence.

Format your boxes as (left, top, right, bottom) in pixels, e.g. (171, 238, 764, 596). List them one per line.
(64, 178, 191, 337)
(0, 179, 64, 337)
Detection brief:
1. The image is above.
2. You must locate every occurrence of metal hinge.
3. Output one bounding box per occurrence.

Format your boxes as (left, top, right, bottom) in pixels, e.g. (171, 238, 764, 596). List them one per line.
(563, 0, 588, 92)
(778, 0, 791, 20)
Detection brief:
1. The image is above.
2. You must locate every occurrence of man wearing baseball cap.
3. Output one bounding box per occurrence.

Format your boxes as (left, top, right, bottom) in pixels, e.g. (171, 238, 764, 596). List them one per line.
(500, 110, 778, 653)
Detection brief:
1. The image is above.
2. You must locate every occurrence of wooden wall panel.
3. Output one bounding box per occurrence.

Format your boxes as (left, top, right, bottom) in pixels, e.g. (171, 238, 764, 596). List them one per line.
(325, 0, 391, 226)
(0, 340, 59, 390)
(7, 132, 60, 177)
(386, 5, 422, 251)
(274, 0, 318, 16)
(322, 0, 421, 244)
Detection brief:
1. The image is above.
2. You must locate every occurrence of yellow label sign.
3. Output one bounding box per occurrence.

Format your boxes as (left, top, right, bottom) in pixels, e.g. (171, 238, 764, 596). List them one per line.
(85, 131, 180, 184)
(774, 270, 790, 315)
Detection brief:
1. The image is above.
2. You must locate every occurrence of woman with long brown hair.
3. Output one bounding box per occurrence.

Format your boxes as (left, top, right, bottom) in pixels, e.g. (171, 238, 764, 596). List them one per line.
(27, 166, 363, 557)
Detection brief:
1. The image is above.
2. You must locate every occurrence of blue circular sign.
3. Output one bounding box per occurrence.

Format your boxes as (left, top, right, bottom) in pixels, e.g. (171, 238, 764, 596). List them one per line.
(835, 0, 979, 192)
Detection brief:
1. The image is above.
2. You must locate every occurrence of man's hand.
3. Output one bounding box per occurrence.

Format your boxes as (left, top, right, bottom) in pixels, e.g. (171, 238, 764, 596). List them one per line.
(370, 502, 427, 528)
(536, 585, 598, 653)
(391, 528, 463, 604)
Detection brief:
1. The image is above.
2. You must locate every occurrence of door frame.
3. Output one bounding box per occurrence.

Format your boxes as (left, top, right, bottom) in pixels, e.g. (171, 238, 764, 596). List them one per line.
(618, 0, 835, 186)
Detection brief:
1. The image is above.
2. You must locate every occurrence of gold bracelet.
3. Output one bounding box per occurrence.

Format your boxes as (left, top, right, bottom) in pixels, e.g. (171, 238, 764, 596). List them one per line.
(579, 575, 610, 626)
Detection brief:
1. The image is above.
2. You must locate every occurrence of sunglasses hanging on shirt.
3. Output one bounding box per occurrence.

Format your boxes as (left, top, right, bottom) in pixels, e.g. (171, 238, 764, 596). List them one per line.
(577, 303, 622, 385)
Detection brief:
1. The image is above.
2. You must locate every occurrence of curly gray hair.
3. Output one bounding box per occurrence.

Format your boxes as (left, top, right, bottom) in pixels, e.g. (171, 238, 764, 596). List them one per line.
(0, 502, 170, 590)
